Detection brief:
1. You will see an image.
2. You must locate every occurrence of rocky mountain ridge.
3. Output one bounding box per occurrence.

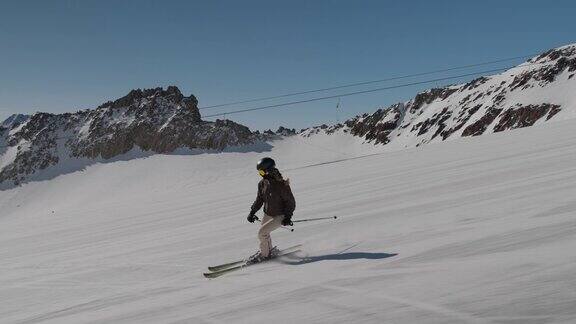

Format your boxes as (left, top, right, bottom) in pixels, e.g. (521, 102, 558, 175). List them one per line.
(299, 44, 576, 148)
(0, 86, 258, 186)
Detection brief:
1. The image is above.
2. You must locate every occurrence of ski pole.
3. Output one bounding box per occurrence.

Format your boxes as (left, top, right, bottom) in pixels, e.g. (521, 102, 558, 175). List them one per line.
(292, 216, 338, 223)
(254, 216, 295, 232)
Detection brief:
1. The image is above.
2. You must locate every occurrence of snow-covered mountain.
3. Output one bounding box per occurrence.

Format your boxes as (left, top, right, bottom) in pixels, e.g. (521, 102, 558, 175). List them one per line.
(302, 44, 576, 148)
(0, 86, 259, 186)
(1, 114, 30, 129)
(1, 44, 576, 187)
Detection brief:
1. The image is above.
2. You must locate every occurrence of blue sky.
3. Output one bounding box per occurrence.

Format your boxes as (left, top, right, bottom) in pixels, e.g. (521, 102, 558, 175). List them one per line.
(1, 0, 575, 130)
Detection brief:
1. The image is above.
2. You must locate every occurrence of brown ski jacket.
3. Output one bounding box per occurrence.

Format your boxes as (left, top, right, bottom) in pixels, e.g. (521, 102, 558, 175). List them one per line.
(251, 177, 296, 217)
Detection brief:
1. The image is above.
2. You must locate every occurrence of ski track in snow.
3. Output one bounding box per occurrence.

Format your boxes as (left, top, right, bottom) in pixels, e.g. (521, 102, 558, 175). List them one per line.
(1, 119, 576, 323)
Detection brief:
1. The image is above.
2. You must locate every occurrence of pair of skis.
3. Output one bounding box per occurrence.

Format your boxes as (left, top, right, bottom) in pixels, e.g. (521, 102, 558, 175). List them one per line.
(203, 244, 302, 279)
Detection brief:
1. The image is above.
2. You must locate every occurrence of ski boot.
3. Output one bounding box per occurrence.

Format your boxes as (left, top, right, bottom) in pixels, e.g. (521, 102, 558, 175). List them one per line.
(246, 251, 265, 265)
(269, 246, 280, 258)
(246, 247, 280, 265)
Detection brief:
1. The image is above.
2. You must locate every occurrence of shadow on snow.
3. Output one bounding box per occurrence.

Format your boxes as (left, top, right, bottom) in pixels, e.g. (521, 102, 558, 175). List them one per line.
(282, 252, 398, 265)
(0, 140, 274, 191)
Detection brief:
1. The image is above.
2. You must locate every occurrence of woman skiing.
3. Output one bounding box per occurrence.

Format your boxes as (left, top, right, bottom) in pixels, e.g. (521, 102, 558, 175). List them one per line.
(247, 157, 296, 263)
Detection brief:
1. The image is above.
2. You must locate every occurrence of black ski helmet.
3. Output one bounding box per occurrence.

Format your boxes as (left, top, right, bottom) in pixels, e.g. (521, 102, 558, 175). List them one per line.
(257, 157, 275, 172)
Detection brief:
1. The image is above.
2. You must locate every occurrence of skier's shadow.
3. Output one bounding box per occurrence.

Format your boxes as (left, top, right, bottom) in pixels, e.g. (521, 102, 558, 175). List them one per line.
(281, 252, 398, 265)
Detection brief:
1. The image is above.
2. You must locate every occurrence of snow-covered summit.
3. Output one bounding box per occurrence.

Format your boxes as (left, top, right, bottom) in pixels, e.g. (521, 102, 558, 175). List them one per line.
(301, 43, 576, 148)
(1, 114, 30, 130)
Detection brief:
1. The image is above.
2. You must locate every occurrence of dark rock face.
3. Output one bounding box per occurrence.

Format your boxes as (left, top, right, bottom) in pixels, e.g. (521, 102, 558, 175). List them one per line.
(410, 88, 457, 113)
(275, 126, 297, 136)
(533, 46, 576, 64)
(493, 104, 561, 132)
(462, 107, 503, 137)
(461, 76, 489, 92)
(301, 123, 346, 137)
(0, 86, 257, 185)
(348, 104, 404, 144)
(439, 104, 482, 140)
(511, 47, 576, 92)
(98, 86, 195, 110)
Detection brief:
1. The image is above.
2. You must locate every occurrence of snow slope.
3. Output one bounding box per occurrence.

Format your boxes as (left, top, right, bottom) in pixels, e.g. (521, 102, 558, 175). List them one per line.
(1, 119, 575, 323)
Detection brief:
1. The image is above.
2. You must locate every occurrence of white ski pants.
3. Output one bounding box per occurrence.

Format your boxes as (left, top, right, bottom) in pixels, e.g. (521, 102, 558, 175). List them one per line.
(258, 214, 284, 257)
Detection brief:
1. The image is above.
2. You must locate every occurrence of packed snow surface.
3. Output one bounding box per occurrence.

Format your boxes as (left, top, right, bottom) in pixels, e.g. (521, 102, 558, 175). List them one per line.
(1, 120, 575, 323)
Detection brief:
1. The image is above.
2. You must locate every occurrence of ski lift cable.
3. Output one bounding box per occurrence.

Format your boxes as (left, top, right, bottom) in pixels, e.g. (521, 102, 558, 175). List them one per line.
(0, 58, 550, 149)
(198, 54, 537, 110)
(202, 66, 511, 119)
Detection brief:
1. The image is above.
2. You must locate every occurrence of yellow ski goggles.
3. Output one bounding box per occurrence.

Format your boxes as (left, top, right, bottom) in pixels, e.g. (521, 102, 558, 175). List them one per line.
(258, 169, 266, 177)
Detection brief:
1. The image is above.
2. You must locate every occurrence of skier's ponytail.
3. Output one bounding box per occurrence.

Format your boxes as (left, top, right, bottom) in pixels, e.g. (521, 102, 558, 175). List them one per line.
(269, 168, 289, 185)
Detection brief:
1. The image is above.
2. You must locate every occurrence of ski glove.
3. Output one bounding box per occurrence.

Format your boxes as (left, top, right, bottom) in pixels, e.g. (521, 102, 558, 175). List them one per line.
(247, 213, 258, 223)
(282, 215, 293, 226)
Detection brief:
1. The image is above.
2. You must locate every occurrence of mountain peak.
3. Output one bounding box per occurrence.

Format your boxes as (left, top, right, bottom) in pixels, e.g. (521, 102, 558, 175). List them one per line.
(529, 43, 576, 64)
(97, 86, 197, 109)
(1, 114, 30, 130)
